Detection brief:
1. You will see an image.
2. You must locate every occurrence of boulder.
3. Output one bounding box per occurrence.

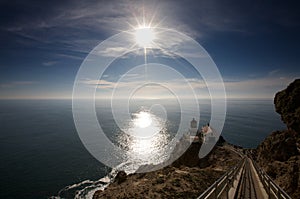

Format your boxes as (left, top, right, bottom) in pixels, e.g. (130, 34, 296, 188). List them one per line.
(115, 171, 127, 184)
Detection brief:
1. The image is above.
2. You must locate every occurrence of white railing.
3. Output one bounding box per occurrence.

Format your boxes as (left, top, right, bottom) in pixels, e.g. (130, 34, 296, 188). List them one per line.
(198, 156, 292, 199)
(197, 158, 245, 199)
(251, 158, 292, 199)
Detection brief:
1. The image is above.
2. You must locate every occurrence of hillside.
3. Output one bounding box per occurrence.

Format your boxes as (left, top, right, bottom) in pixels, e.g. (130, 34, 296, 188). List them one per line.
(93, 139, 241, 199)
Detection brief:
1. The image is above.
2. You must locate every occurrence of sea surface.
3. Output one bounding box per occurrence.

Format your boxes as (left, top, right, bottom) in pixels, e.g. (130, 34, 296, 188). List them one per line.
(0, 99, 285, 199)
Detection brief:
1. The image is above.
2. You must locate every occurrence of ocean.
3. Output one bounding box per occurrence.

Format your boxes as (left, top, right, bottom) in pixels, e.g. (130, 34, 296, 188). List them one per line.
(0, 99, 285, 199)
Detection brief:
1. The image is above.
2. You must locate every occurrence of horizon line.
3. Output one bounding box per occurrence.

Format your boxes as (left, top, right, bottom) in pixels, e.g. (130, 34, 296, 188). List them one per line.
(0, 96, 275, 100)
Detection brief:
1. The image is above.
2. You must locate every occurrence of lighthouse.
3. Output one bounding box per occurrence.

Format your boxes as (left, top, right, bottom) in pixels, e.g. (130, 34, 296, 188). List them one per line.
(189, 118, 198, 135)
(188, 118, 200, 143)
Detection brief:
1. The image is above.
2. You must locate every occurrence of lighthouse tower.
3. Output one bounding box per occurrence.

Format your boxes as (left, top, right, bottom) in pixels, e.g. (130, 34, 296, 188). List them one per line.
(189, 118, 198, 135)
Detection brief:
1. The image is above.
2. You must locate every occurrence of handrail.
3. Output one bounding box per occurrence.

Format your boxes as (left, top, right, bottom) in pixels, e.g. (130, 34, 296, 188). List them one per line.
(250, 157, 292, 199)
(197, 158, 245, 199)
(197, 154, 292, 199)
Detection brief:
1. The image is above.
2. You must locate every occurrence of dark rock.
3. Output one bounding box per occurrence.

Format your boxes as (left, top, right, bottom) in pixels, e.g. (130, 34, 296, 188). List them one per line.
(171, 142, 202, 167)
(115, 170, 127, 184)
(274, 79, 300, 132)
(217, 135, 226, 146)
(257, 130, 298, 162)
(92, 190, 103, 199)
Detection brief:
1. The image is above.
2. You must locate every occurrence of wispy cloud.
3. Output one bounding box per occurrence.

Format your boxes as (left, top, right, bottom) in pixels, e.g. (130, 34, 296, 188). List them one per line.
(224, 76, 298, 98)
(0, 81, 36, 88)
(267, 69, 280, 76)
(80, 75, 298, 99)
(43, 61, 58, 66)
(2, 0, 299, 52)
(0, 1, 248, 54)
(55, 53, 85, 61)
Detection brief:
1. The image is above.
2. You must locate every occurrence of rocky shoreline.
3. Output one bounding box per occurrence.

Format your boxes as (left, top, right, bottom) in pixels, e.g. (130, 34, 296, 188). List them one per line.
(93, 138, 242, 199)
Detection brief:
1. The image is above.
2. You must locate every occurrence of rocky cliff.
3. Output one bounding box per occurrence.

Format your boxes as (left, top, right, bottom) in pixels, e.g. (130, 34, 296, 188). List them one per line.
(93, 138, 241, 199)
(256, 79, 300, 199)
(274, 79, 300, 132)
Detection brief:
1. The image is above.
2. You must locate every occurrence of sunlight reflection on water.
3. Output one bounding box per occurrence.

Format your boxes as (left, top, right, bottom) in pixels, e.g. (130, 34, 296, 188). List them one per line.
(117, 110, 172, 168)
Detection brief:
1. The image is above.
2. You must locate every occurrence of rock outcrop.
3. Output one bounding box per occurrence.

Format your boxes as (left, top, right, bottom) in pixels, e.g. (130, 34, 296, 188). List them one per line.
(256, 79, 300, 199)
(256, 130, 298, 162)
(171, 141, 202, 167)
(274, 79, 300, 132)
(115, 171, 127, 184)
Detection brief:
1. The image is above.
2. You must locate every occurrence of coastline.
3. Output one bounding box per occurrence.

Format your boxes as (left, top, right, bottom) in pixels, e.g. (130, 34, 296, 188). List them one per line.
(93, 138, 243, 199)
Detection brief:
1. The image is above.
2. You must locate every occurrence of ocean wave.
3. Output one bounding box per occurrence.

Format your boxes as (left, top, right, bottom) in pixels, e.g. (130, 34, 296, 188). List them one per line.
(50, 161, 138, 199)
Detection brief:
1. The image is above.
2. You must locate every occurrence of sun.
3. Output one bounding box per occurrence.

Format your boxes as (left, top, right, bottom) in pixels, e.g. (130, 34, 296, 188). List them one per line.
(134, 26, 156, 48)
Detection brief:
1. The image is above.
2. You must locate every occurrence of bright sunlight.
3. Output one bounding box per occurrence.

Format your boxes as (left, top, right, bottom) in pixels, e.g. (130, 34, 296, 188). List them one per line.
(134, 27, 156, 48)
(134, 111, 152, 128)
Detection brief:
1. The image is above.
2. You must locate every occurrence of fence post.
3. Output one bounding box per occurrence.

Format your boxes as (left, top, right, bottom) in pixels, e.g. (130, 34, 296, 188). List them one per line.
(277, 187, 281, 199)
(226, 172, 229, 199)
(215, 182, 218, 199)
(268, 177, 271, 199)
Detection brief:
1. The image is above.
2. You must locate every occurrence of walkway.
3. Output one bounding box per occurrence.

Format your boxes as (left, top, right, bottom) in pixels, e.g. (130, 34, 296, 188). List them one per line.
(197, 153, 292, 199)
(233, 157, 267, 199)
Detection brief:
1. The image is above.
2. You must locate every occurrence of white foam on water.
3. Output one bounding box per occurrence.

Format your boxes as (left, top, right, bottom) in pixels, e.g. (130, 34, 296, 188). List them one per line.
(50, 160, 139, 199)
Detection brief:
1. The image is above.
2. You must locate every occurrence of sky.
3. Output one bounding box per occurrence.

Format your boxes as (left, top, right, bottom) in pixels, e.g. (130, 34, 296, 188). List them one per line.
(0, 0, 300, 99)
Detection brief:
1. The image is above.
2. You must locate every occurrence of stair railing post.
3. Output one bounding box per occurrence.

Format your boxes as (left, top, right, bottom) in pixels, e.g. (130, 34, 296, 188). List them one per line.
(226, 172, 229, 199)
(215, 182, 218, 199)
(277, 187, 281, 199)
(268, 177, 271, 199)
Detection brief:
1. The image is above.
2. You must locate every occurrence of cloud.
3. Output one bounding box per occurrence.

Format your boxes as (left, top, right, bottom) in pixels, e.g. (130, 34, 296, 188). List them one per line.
(224, 76, 298, 98)
(94, 46, 133, 57)
(55, 53, 85, 60)
(2, 1, 299, 37)
(267, 69, 280, 76)
(0, 1, 246, 54)
(2, 0, 298, 59)
(79, 75, 299, 99)
(43, 61, 58, 66)
(0, 81, 36, 88)
(81, 77, 214, 99)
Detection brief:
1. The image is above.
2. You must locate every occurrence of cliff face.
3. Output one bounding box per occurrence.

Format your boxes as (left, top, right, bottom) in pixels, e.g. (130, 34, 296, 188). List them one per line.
(256, 79, 300, 199)
(274, 79, 300, 132)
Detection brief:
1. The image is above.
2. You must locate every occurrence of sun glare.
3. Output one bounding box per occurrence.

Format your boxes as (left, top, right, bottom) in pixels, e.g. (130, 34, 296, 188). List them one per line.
(134, 27, 156, 48)
(134, 111, 152, 128)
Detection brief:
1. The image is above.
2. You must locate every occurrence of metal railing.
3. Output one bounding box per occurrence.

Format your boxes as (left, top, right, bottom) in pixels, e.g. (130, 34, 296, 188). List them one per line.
(197, 158, 245, 199)
(251, 158, 292, 199)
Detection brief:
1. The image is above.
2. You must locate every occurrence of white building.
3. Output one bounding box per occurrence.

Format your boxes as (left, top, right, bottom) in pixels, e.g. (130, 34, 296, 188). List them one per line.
(201, 123, 216, 143)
